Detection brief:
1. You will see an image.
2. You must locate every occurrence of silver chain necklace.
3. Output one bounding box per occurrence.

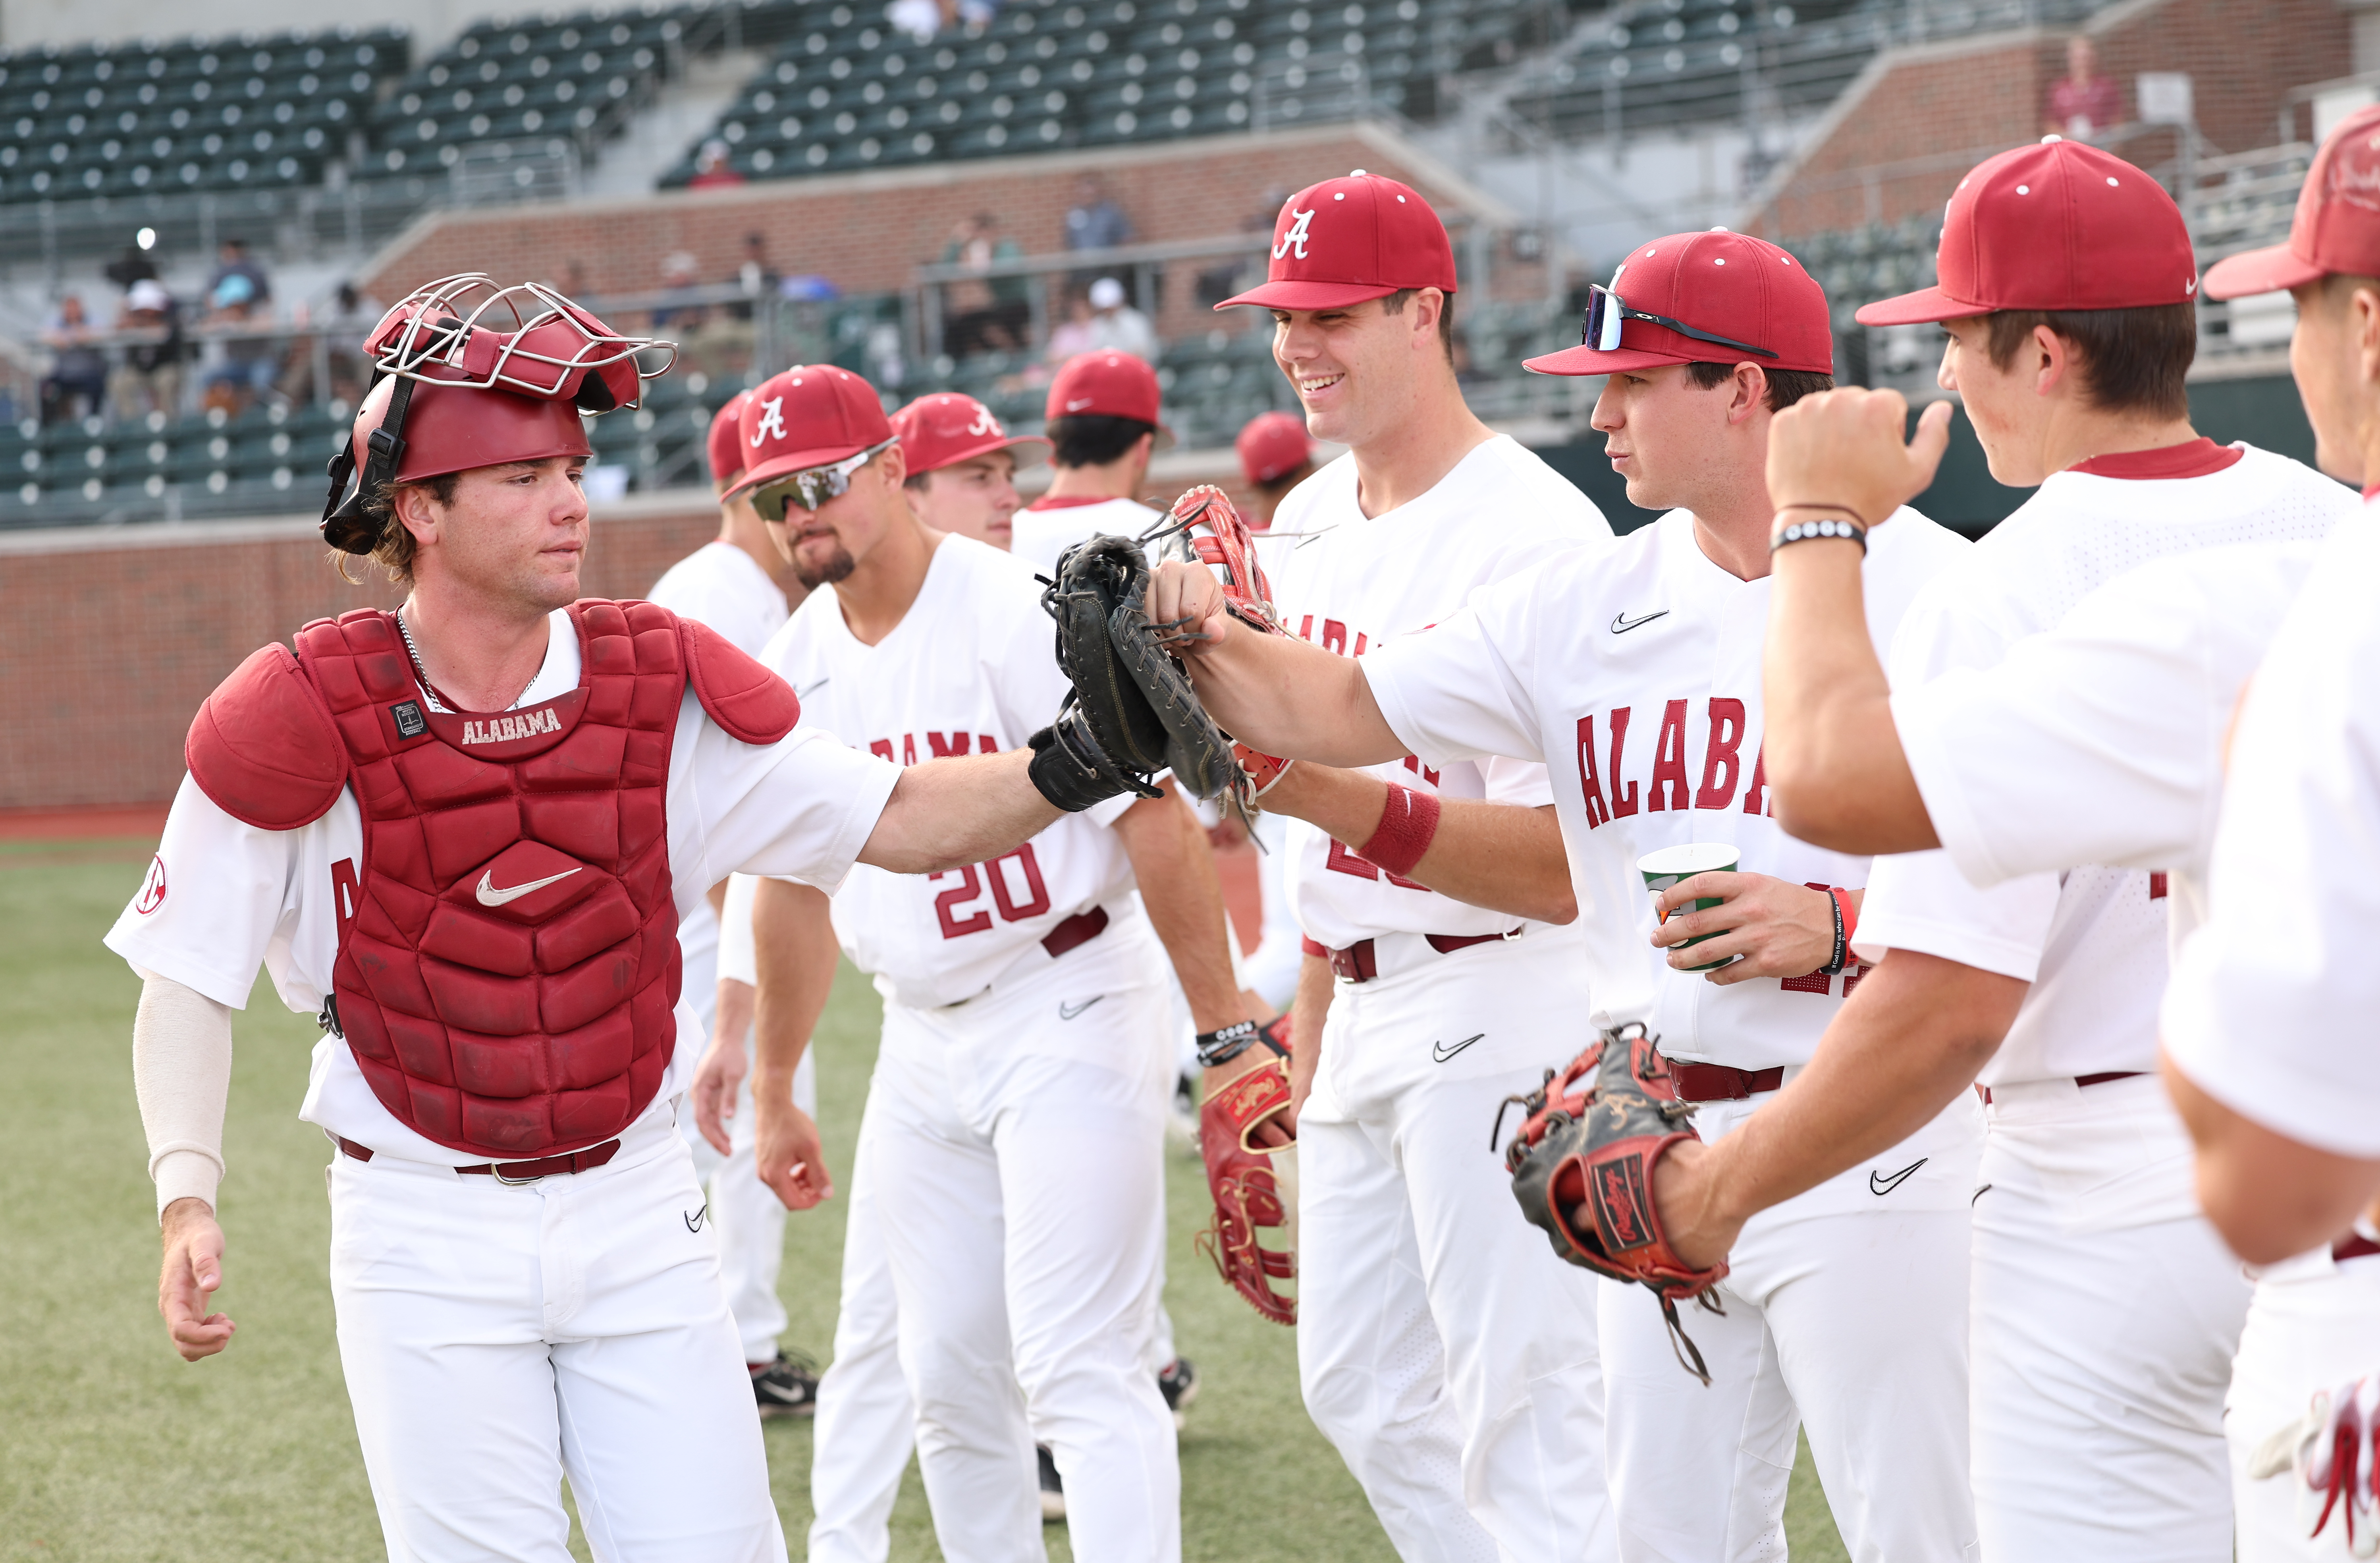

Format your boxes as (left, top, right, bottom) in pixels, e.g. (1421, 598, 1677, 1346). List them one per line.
(394, 610, 536, 714)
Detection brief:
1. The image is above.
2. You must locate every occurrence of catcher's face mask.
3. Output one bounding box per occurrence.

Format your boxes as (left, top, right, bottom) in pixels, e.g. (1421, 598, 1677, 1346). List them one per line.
(322, 273, 673, 554)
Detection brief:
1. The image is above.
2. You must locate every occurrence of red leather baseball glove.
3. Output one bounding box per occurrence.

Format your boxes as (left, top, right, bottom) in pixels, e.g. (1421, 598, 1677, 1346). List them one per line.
(1153, 485, 1293, 809)
(1194, 1016, 1297, 1326)
(1498, 1023, 1729, 1381)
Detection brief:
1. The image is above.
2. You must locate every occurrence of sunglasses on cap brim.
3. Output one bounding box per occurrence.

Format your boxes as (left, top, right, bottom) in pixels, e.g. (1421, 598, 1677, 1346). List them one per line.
(1583, 284, 1777, 360)
(752, 437, 897, 522)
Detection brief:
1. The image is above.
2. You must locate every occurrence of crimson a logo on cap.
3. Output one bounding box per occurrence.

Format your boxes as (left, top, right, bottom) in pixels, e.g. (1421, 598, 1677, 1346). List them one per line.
(2329, 131, 2380, 214)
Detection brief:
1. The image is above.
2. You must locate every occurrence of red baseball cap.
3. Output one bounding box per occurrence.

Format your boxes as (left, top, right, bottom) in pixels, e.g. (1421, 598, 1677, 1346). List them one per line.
(891, 392, 1049, 475)
(1857, 139, 2197, 325)
(1237, 410, 1316, 484)
(707, 390, 751, 489)
(2206, 104, 2380, 299)
(1217, 170, 1458, 312)
(1046, 351, 1175, 451)
(727, 363, 892, 502)
(1526, 230, 1833, 377)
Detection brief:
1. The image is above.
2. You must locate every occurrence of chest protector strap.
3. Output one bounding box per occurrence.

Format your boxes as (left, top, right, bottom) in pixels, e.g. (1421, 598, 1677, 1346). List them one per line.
(185, 600, 798, 1158)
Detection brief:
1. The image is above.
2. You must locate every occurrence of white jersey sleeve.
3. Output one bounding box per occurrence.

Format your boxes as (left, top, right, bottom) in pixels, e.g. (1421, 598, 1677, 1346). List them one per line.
(2163, 509, 2380, 1156)
(1008, 496, 1161, 581)
(1898, 542, 2321, 947)
(1856, 446, 2356, 1084)
(717, 872, 759, 989)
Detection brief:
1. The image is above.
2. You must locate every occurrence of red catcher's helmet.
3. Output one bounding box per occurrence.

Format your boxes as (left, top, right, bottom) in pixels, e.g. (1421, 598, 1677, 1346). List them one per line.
(322, 273, 673, 554)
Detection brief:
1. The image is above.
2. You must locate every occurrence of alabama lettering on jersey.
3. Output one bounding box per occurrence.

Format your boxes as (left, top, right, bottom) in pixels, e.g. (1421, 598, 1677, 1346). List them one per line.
(1363, 506, 1970, 1071)
(102, 608, 899, 1164)
(1261, 435, 1612, 951)
(1858, 442, 2357, 1086)
(756, 533, 1138, 1008)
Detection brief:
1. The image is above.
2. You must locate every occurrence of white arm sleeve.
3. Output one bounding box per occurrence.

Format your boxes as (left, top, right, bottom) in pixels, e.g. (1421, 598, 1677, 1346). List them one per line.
(133, 973, 233, 1218)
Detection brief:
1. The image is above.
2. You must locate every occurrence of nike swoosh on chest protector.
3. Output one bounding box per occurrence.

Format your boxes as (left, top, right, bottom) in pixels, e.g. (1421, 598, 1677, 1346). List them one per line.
(476, 866, 584, 907)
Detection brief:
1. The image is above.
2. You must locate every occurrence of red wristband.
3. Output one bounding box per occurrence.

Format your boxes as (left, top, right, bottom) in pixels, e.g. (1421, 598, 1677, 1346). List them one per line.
(1831, 887, 1858, 951)
(1356, 784, 1442, 878)
(1301, 936, 1330, 960)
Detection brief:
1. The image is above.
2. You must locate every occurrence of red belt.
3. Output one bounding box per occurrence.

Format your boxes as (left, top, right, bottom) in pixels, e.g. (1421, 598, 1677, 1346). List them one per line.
(1042, 905, 1109, 960)
(1975, 1069, 2145, 1106)
(335, 1133, 621, 1182)
(1314, 928, 1521, 984)
(2336, 1233, 2380, 1264)
(1669, 1062, 1787, 1103)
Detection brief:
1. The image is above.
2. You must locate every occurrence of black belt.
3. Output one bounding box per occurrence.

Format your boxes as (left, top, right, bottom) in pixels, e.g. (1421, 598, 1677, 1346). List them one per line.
(334, 1133, 622, 1183)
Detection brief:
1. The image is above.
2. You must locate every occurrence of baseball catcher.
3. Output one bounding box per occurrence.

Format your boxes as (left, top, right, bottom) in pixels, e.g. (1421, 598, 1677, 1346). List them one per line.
(1499, 1024, 1730, 1382)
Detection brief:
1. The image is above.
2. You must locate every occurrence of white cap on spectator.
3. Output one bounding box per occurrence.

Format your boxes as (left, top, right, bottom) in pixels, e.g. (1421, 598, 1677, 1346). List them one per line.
(128, 279, 170, 311)
(1089, 276, 1126, 309)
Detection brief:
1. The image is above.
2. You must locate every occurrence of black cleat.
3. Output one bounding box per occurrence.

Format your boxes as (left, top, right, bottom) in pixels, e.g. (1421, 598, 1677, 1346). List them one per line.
(751, 1350, 821, 1419)
(1157, 1356, 1199, 1429)
(1038, 1442, 1066, 1522)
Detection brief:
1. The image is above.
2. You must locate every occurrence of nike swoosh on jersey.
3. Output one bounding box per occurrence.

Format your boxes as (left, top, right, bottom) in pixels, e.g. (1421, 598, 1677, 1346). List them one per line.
(476, 866, 584, 907)
(1610, 609, 1669, 634)
(1869, 1158, 1927, 1196)
(1431, 1032, 1486, 1063)
(797, 675, 832, 699)
(1059, 996, 1105, 1021)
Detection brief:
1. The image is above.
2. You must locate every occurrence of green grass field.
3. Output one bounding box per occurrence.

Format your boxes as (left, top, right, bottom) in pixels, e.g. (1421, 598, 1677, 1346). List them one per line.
(0, 853, 1848, 1561)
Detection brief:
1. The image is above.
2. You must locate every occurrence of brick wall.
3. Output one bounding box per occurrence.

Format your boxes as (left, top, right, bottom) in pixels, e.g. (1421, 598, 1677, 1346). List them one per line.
(1749, 0, 2350, 236)
(357, 121, 1535, 347)
(0, 439, 1253, 812)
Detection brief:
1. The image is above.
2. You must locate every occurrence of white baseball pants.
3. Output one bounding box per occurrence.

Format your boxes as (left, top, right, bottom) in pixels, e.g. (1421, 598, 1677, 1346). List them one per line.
(1298, 934, 1612, 1563)
(675, 905, 815, 1362)
(1599, 1086, 1982, 1563)
(2228, 1250, 2380, 1560)
(327, 1109, 783, 1563)
(864, 917, 1179, 1563)
(808, 1068, 921, 1563)
(1969, 1074, 2250, 1562)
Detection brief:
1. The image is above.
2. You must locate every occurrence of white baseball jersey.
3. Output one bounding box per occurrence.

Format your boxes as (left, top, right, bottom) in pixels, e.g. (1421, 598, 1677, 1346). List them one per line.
(1896, 538, 2326, 949)
(756, 533, 1140, 1010)
(1363, 505, 1968, 1070)
(104, 608, 899, 1165)
(1010, 494, 1160, 581)
(1265, 435, 1611, 951)
(646, 540, 791, 655)
(2165, 504, 2380, 1158)
(1857, 442, 2356, 1086)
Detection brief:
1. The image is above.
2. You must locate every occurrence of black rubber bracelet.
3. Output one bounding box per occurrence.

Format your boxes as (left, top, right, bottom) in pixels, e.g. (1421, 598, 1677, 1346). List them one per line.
(1196, 1020, 1261, 1068)
(1819, 888, 1849, 976)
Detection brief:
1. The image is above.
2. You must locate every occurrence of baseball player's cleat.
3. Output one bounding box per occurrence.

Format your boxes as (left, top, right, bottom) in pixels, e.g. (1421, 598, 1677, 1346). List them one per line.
(1158, 1356, 1200, 1429)
(1037, 1443, 1066, 1522)
(750, 1350, 822, 1418)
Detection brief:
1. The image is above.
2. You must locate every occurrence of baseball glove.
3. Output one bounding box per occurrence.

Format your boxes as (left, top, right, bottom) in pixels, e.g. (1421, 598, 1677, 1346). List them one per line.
(1149, 486, 1295, 810)
(1042, 533, 1241, 803)
(1497, 1023, 1729, 1382)
(1194, 1016, 1298, 1325)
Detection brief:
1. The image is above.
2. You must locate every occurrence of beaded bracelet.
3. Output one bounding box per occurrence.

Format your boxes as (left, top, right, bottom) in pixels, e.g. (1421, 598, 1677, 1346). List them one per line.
(1196, 1019, 1262, 1068)
(1771, 515, 1868, 554)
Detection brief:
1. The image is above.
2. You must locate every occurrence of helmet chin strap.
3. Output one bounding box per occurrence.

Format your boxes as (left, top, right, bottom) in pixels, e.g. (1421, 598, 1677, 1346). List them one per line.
(322, 373, 417, 554)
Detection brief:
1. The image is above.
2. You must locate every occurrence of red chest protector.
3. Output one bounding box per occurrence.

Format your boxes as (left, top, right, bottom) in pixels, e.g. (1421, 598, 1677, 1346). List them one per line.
(185, 600, 799, 1159)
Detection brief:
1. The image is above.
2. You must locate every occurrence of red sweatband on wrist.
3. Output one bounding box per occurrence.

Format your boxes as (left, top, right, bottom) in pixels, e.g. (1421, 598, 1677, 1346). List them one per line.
(1832, 887, 1858, 950)
(1357, 784, 1442, 878)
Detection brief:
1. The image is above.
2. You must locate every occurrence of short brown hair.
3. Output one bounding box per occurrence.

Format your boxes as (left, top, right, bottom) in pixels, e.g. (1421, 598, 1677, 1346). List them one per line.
(1380, 286, 1458, 365)
(339, 471, 461, 585)
(1683, 359, 1835, 410)
(1981, 301, 2195, 420)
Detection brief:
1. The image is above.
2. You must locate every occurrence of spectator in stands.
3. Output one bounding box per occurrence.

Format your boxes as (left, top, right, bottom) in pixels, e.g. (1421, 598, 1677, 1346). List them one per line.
(206, 237, 272, 309)
(889, 0, 995, 42)
(197, 273, 278, 415)
(690, 139, 745, 189)
(653, 251, 709, 331)
(1084, 276, 1157, 361)
(1065, 174, 1132, 286)
(109, 280, 185, 421)
(1045, 286, 1099, 363)
(729, 233, 780, 321)
(941, 212, 1028, 357)
(2044, 37, 2122, 141)
(277, 282, 380, 407)
(1234, 409, 1317, 527)
(38, 293, 109, 425)
(104, 241, 160, 293)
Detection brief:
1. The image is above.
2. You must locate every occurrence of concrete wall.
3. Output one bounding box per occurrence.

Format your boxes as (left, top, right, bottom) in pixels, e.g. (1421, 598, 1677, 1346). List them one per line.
(1745, 0, 2351, 237)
